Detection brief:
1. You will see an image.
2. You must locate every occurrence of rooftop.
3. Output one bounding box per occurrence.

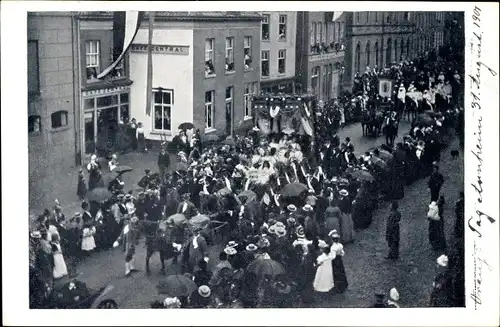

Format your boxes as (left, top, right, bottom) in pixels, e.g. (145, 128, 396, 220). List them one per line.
(76, 11, 262, 21)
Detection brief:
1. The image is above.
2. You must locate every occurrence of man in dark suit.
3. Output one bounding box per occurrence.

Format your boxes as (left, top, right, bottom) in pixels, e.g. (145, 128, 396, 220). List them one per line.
(428, 163, 444, 202)
(385, 201, 401, 260)
(158, 145, 170, 182)
(177, 193, 197, 219)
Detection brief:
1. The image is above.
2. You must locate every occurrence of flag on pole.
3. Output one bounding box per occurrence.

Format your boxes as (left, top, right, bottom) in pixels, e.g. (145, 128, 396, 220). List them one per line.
(97, 11, 144, 80)
(145, 12, 154, 116)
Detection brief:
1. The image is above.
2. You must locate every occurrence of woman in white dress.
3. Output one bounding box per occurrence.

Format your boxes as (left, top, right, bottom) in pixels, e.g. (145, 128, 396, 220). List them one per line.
(313, 240, 336, 293)
(51, 234, 68, 279)
(81, 222, 96, 254)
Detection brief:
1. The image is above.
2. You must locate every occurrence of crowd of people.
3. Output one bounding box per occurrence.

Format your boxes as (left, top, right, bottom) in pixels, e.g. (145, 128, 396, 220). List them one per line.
(29, 48, 465, 309)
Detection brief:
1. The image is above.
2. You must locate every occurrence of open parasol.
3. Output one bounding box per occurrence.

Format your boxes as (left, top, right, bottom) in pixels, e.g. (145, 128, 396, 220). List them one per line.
(281, 182, 308, 198)
(222, 137, 236, 146)
(238, 190, 257, 203)
(113, 165, 133, 174)
(178, 122, 195, 130)
(102, 171, 119, 186)
(350, 170, 375, 182)
(87, 188, 113, 202)
(216, 187, 233, 197)
(378, 150, 394, 162)
(156, 274, 197, 297)
(167, 213, 187, 226)
(246, 258, 286, 279)
(189, 214, 210, 230)
(175, 162, 189, 172)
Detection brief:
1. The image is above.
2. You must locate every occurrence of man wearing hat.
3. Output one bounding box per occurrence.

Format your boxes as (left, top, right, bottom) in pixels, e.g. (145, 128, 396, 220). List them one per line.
(113, 216, 140, 276)
(210, 251, 233, 284)
(182, 227, 209, 274)
(158, 145, 171, 182)
(428, 163, 444, 202)
(81, 201, 93, 225)
(385, 201, 401, 260)
(177, 193, 196, 220)
(387, 288, 400, 308)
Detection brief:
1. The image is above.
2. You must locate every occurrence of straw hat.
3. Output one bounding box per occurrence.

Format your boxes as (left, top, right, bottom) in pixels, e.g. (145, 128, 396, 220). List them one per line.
(246, 244, 258, 252)
(389, 288, 400, 301)
(339, 189, 349, 197)
(302, 204, 313, 212)
(328, 229, 340, 239)
(275, 227, 287, 238)
(30, 231, 42, 239)
(223, 246, 237, 256)
(318, 239, 329, 248)
(436, 254, 449, 267)
(227, 241, 239, 248)
(287, 204, 297, 212)
(198, 285, 211, 298)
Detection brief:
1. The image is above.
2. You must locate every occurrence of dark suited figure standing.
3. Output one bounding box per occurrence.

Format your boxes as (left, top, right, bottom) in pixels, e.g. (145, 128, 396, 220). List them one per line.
(158, 145, 170, 182)
(385, 201, 401, 260)
(428, 163, 444, 202)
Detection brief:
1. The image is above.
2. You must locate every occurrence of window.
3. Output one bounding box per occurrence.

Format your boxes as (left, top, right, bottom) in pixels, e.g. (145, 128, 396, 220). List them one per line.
(317, 22, 323, 44)
(244, 82, 257, 118)
(261, 50, 269, 77)
(404, 12, 409, 21)
(407, 38, 411, 57)
(225, 37, 234, 73)
(278, 49, 286, 74)
(386, 38, 392, 65)
(28, 41, 39, 94)
(355, 43, 361, 73)
(262, 14, 270, 40)
(225, 87, 233, 134)
(366, 12, 370, 24)
(386, 13, 391, 23)
(153, 89, 173, 131)
(205, 39, 215, 77)
(310, 22, 317, 46)
(28, 115, 41, 134)
(311, 66, 320, 94)
(205, 91, 215, 130)
(328, 23, 334, 44)
(375, 12, 378, 23)
(394, 39, 398, 64)
(356, 12, 360, 24)
(278, 15, 287, 40)
(374, 42, 379, 68)
(85, 40, 100, 81)
(336, 22, 341, 42)
(400, 39, 404, 61)
(244, 36, 252, 70)
(366, 42, 371, 68)
(51, 111, 68, 129)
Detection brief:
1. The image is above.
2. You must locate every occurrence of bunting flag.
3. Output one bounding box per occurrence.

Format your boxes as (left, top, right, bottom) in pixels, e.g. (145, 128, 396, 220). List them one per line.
(97, 11, 144, 79)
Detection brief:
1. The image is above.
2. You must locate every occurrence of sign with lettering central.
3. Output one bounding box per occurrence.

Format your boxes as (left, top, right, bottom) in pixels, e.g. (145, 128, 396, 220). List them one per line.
(131, 44, 190, 55)
(309, 52, 344, 62)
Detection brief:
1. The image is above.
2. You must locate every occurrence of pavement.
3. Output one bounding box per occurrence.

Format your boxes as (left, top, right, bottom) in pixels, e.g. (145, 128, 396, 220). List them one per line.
(31, 119, 464, 308)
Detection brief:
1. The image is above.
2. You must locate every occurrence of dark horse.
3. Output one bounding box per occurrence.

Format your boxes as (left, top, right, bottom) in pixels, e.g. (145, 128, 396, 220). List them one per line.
(403, 96, 418, 122)
(142, 220, 183, 275)
(383, 112, 399, 147)
(361, 109, 385, 137)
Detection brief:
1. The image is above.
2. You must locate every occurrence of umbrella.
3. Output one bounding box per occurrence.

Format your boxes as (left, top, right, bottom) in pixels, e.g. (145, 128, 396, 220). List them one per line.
(175, 162, 189, 172)
(113, 165, 133, 174)
(281, 183, 308, 198)
(178, 122, 195, 130)
(222, 137, 236, 146)
(372, 159, 389, 172)
(416, 114, 435, 126)
(87, 188, 113, 202)
(205, 134, 219, 142)
(246, 258, 286, 279)
(189, 214, 210, 229)
(238, 190, 257, 203)
(156, 274, 197, 297)
(350, 170, 375, 182)
(167, 213, 187, 226)
(378, 150, 394, 162)
(102, 171, 119, 186)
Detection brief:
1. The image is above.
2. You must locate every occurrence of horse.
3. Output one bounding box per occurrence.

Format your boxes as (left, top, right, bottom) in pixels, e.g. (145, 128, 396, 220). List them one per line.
(403, 96, 418, 122)
(383, 113, 399, 147)
(141, 220, 184, 275)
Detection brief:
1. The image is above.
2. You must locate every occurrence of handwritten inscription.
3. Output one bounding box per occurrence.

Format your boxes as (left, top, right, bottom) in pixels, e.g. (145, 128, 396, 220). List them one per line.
(467, 5, 498, 310)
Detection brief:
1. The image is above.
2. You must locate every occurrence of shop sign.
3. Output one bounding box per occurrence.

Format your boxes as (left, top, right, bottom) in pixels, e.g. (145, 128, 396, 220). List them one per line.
(82, 86, 130, 97)
(131, 44, 190, 55)
(309, 52, 343, 62)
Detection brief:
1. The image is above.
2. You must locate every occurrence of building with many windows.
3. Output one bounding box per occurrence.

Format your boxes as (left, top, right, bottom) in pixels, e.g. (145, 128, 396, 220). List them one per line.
(28, 12, 79, 206)
(295, 12, 347, 102)
(129, 12, 261, 141)
(345, 12, 447, 86)
(259, 12, 297, 94)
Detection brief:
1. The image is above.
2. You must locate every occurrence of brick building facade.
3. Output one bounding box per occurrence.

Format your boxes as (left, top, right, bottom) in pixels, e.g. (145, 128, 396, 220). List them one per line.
(28, 12, 79, 205)
(295, 12, 347, 102)
(259, 11, 297, 94)
(129, 12, 261, 142)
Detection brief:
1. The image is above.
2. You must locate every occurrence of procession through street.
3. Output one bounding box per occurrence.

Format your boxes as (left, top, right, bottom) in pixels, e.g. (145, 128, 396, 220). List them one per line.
(28, 11, 465, 309)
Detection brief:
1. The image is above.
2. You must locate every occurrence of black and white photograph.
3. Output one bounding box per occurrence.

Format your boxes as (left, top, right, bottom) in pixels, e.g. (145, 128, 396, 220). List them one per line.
(2, 1, 499, 326)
